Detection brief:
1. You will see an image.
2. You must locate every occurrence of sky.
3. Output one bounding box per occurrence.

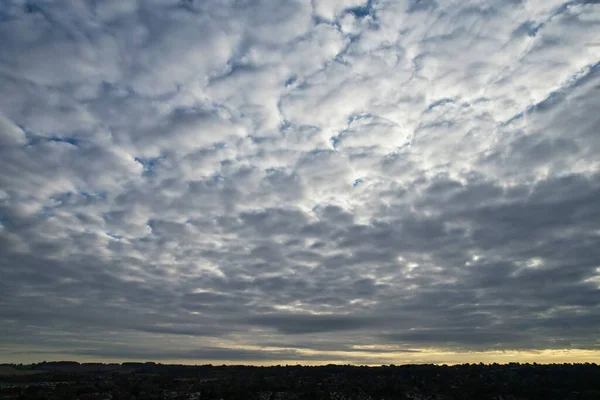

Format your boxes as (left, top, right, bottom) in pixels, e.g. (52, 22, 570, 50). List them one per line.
(0, 0, 600, 366)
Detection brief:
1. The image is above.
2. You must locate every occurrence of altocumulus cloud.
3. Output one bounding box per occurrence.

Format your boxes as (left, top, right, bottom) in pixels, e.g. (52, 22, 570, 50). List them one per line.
(1, 0, 600, 364)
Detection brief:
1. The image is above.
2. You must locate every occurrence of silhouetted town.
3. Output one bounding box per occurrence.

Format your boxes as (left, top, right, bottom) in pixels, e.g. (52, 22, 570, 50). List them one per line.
(1, 362, 599, 399)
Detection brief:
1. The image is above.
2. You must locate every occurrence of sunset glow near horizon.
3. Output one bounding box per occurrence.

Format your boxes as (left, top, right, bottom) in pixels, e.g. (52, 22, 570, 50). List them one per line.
(1, 0, 600, 366)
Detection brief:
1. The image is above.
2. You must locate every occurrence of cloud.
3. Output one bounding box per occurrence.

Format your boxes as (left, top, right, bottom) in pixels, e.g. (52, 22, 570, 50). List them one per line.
(248, 314, 373, 334)
(0, 0, 599, 364)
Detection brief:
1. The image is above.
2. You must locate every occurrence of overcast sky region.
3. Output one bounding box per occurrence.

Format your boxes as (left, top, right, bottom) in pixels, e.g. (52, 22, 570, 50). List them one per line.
(1, 0, 600, 365)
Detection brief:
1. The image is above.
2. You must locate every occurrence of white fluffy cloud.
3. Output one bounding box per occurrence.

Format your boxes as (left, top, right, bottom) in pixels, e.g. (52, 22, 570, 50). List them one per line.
(1, 0, 600, 364)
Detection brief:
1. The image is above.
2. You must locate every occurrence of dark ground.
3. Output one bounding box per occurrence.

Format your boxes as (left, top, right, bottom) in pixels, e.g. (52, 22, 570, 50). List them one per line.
(1, 362, 599, 399)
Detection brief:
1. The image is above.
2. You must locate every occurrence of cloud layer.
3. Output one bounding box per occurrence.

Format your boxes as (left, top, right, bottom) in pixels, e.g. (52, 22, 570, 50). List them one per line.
(1, 0, 600, 364)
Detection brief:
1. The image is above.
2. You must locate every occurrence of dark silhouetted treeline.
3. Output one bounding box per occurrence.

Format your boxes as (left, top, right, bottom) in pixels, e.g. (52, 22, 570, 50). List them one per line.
(1, 362, 599, 399)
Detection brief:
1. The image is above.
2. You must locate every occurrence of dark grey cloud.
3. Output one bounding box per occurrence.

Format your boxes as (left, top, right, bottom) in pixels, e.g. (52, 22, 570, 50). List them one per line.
(248, 314, 373, 334)
(1, 0, 600, 364)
